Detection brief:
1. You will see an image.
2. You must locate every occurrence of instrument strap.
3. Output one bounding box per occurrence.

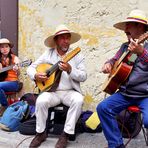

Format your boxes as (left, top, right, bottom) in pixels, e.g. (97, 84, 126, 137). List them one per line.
(49, 70, 62, 92)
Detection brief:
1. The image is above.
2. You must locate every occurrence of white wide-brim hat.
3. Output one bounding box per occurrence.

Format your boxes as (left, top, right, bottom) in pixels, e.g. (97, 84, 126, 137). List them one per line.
(44, 24, 81, 48)
(0, 38, 13, 48)
(114, 9, 148, 31)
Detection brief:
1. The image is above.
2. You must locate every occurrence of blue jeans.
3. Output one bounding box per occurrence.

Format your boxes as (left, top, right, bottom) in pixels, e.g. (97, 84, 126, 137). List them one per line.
(96, 92, 148, 148)
(0, 81, 19, 106)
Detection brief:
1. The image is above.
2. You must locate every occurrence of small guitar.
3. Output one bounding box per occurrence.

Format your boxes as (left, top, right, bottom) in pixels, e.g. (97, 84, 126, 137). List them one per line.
(36, 47, 81, 92)
(102, 32, 148, 94)
(0, 59, 32, 81)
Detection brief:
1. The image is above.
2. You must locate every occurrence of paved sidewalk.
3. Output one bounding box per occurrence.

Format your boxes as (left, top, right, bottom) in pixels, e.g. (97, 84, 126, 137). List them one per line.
(0, 129, 147, 148)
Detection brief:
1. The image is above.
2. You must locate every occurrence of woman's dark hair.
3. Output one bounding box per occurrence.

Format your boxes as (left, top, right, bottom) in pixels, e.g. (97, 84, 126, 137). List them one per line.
(145, 25, 148, 32)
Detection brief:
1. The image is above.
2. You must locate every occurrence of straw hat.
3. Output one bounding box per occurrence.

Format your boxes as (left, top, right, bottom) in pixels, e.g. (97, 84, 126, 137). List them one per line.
(114, 9, 148, 31)
(44, 24, 81, 48)
(0, 38, 13, 48)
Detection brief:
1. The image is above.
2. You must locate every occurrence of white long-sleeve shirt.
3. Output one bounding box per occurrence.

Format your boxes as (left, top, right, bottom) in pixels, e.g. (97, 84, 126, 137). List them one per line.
(27, 48, 87, 93)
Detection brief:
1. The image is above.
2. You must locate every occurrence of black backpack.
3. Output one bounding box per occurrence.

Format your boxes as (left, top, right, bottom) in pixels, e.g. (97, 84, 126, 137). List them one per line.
(19, 117, 36, 135)
(20, 93, 38, 106)
(18, 93, 38, 135)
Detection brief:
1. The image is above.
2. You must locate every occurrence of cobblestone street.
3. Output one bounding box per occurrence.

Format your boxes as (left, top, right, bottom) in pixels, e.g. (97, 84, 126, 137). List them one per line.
(0, 129, 147, 148)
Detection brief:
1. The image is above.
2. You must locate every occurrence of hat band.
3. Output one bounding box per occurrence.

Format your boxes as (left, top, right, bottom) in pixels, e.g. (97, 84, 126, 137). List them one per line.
(55, 29, 70, 35)
(127, 17, 147, 24)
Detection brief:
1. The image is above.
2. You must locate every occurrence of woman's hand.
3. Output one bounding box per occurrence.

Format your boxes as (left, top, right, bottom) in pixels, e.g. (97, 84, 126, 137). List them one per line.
(0, 63, 2, 70)
(13, 56, 20, 75)
(13, 64, 19, 71)
(13, 64, 20, 75)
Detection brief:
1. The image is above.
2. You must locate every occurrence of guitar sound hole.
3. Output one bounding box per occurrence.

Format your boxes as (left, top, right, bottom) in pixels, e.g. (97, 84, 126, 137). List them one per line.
(42, 81, 45, 86)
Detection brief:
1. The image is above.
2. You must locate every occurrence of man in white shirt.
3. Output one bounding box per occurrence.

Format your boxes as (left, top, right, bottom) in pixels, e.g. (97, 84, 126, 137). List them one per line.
(27, 24, 87, 148)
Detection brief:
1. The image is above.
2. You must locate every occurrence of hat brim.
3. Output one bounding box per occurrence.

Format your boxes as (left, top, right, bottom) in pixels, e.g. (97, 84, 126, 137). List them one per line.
(0, 43, 13, 48)
(114, 19, 148, 31)
(44, 32, 81, 48)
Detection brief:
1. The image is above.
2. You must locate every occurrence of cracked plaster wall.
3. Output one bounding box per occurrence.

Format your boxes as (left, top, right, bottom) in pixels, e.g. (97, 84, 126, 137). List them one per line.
(18, 0, 148, 110)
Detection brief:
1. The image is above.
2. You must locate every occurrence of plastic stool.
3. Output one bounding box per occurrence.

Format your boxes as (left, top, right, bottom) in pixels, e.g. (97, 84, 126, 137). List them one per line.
(6, 82, 23, 105)
(123, 106, 148, 146)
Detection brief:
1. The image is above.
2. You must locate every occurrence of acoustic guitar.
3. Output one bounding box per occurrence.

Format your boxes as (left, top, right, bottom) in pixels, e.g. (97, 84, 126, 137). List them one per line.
(0, 59, 32, 81)
(102, 32, 148, 94)
(36, 47, 81, 92)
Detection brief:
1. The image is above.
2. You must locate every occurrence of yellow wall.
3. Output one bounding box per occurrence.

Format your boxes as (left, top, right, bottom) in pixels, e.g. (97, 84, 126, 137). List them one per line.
(18, 0, 148, 110)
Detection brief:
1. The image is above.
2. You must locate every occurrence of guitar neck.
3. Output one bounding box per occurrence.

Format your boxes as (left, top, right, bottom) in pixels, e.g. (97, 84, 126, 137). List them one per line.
(118, 32, 148, 65)
(63, 47, 81, 62)
(46, 47, 81, 76)
(0, 65, 14, 73)
(0, 59, 32, 74)
(117, 33, 148, 65)
(118, 50, 130, 65)
(46, 62, 59, 77)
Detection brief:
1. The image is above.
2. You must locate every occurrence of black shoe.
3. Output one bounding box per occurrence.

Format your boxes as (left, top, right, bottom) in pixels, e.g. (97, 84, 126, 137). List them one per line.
(55, 132, 69, 148)
(116, 144, 125, 148)
(29, 131, 47, 147)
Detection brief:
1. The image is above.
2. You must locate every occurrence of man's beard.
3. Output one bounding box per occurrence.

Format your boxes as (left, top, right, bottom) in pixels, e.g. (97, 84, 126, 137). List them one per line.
(61, 47, 69, 51)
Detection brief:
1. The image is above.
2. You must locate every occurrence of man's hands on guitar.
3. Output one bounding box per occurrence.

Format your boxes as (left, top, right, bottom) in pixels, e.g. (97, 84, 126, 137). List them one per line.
(35, 72, 48, 82)
(58, 61, 72, 74)
(128, 38, 144, 56)
(101, 63, 112, 74)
